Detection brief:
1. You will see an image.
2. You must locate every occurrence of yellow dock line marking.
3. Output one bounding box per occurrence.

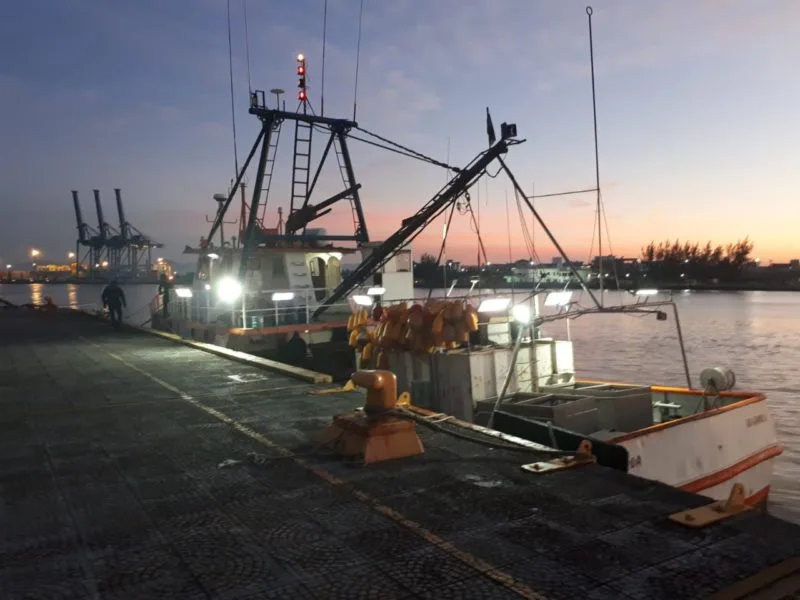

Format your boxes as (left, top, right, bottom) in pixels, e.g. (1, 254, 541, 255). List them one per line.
(78, 336, 548, 600)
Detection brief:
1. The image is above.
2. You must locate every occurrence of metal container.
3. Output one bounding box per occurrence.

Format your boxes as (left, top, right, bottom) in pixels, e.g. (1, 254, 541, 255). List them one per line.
(498, 393, 599, 434)
(540, 383, 653, 433)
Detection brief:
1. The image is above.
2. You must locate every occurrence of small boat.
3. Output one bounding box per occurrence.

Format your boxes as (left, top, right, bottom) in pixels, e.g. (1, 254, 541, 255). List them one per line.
(357, 291, 782, 508)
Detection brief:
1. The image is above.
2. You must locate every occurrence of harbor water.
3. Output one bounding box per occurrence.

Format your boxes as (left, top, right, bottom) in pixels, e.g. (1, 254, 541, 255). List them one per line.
(2, 283, 798, 523)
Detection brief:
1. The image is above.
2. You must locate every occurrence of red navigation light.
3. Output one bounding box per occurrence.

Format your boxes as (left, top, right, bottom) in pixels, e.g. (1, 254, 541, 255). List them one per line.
(297, 64, 305, 76)
(298, 89, 307, 101)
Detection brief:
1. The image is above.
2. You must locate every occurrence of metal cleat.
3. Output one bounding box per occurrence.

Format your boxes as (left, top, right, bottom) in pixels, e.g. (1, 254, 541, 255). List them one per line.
(669, 483, 750, 528)
(520, 439, 597, 475)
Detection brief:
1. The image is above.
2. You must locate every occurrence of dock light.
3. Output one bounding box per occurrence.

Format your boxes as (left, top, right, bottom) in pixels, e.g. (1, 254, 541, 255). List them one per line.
(30, 249, 40, 258)
(271, 292, 294, 301)
(544, 291, 573, 307)
(477, 298, 511, 313)
(6, 264, 11, 269)
(634, 289, 659, 296)
(512, 303, 531, 324)
(174, 287, 193, 299)
(216, 276, 242, 303)
(352, 294, 373, 306)
(367, 287, 386, 296)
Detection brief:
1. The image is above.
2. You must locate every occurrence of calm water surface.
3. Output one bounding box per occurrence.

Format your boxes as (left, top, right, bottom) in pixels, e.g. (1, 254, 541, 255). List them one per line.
(3, 284, 799, 523)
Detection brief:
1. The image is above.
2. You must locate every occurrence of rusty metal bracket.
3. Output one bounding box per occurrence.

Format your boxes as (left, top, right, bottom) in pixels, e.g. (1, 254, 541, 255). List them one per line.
(521, 439, 597, 475)
(669, 483, 750, 528)
(311, 379, 357, 395)
(396, 391, 411, 407)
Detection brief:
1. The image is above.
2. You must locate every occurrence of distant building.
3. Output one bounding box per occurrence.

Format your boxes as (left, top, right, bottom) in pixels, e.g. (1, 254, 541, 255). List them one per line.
(505, 260, 589, 285)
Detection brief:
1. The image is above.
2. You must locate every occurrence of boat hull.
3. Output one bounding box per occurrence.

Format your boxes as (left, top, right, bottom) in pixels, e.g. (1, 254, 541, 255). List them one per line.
(614, 389, 781, 507)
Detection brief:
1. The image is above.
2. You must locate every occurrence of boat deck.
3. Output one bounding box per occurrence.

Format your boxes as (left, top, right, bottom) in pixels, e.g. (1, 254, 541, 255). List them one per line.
(1, 308, 799, 599)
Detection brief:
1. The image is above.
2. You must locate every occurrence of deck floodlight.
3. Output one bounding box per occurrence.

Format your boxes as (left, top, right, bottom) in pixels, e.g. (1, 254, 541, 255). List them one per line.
(352, 294, 373, 306)
(271, 292, 295, 301)
(174, 287, 193, 299)
(217, 277, 242, 303)
(367, 287, 386, 296)
(512, 303, 531, 324)
(207, 253, 220, 260)
(477, 298, 511, 313)
(544, 291, 573, 307)
(634, 289, 659, 296)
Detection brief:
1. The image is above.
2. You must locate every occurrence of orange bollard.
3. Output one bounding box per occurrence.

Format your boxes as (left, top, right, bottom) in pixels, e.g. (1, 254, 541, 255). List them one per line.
(318, 369, 424, 465)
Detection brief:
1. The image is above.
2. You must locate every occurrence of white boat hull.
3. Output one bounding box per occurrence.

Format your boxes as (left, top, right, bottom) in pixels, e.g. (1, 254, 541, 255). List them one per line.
(616, 393, 781, 506)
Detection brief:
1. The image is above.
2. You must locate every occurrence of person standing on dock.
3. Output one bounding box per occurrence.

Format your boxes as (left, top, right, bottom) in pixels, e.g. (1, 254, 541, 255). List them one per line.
(158, 273, 173, 317)
(101, 280, 126, 328)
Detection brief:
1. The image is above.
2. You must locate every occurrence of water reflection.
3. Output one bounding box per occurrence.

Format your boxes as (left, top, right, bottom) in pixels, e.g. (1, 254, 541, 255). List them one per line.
(30, 283, 43, 306)
(66, 284, 78, 308)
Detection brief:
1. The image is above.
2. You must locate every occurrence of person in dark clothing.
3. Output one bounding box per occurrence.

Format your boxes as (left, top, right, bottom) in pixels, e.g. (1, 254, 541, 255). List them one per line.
(157, 273, 173, 317)
(101, 280, 126, 328)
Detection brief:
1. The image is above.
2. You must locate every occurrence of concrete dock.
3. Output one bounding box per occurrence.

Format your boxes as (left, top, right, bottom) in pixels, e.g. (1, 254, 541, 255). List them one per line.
(1, 308, 799, 599)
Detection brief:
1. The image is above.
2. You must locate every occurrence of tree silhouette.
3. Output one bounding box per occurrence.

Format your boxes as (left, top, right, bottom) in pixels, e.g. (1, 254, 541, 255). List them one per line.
(640, 238, 753, 281)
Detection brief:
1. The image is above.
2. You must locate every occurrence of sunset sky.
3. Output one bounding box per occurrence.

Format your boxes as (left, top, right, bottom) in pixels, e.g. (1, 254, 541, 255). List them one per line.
(1, 0, 799, 268)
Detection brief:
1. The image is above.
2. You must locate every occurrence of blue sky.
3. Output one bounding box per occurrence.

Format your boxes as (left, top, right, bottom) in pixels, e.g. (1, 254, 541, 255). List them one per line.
(1, 0, 799, 268)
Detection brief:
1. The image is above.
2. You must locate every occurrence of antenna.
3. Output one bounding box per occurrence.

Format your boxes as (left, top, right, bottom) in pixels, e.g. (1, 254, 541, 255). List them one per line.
(270, 88, 284, 109)
(586, 5, 603, 304)
(353, 0, 365, 121)
(321, 0, 328, 117)
(227, 0, 240, 175)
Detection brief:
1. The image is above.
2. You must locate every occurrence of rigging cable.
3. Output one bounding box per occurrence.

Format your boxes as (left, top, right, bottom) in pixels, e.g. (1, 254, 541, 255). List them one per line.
(242, 0, 252, 92)
(586, 5, 603, 303)
(321, 0, 328, 117)
(353, 0, 365, 121)
(227, 0, 240, 175)
(600, 191, 622, 289)
(354, 125, 462, 172)
(426, 201, 457, 301)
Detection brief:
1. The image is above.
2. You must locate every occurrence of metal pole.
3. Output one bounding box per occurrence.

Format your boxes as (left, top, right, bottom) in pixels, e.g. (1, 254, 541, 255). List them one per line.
(241, 293, 247, 329)
(238, 122, 274, 280)
(671, 302, 692, 389)
(487, 322, 527, 429)
(586, 6, 603, 305)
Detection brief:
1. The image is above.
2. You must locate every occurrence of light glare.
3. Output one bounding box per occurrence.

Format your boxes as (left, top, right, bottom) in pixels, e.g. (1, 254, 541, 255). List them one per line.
(217, 277, 242, 302)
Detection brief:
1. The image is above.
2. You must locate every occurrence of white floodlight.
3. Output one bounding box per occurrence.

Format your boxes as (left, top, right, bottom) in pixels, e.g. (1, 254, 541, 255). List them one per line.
(477, 298, 511, 313)
(174, 287, 193, 298)
(204, 283, 211, 291)
(351, 294, 373, 306)
(511, 303, 531, 324)
(216, 277, 242, 302)
(271, 292, 295, 301)
(544, 291, 573, 307)
(367, 287, 386, 296)
(634, 289, 659, 296)
(207, 253, 220, 260)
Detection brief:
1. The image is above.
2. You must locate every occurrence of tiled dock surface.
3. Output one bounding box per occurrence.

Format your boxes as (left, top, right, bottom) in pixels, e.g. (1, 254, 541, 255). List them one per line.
(1, 310, 799, 600)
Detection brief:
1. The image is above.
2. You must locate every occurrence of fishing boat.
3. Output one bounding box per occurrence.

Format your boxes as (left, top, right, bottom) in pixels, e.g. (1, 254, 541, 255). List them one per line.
(152, 10, 782, 508)
(354, 291, 782, 508)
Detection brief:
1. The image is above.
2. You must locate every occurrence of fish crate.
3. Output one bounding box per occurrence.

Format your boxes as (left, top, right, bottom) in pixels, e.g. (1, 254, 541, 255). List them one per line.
(540, 382, 653, 433)
(495, 392, 599, 435)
